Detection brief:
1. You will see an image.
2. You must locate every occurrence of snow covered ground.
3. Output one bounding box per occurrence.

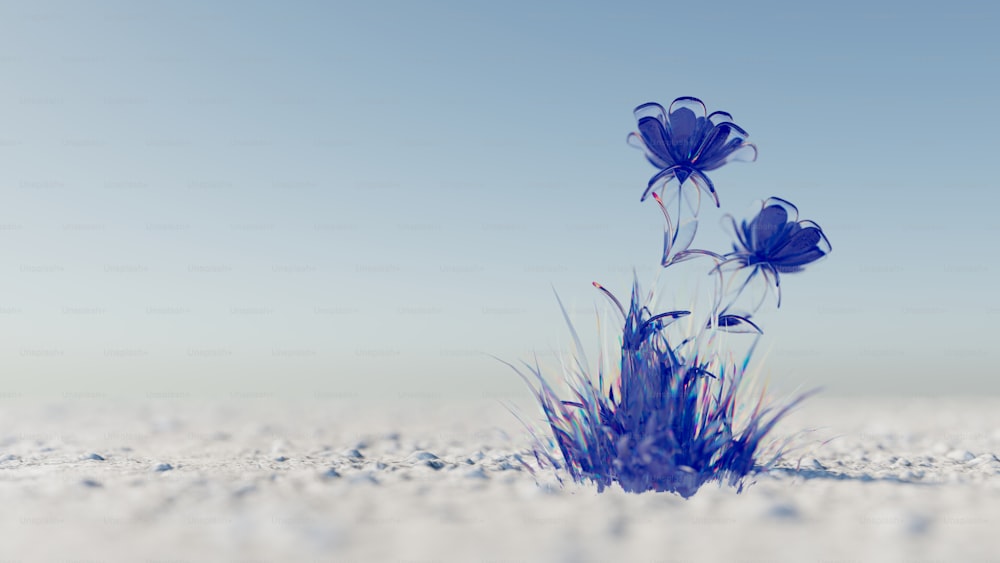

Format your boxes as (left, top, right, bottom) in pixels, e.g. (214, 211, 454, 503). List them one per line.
(1, 396, 999, 562)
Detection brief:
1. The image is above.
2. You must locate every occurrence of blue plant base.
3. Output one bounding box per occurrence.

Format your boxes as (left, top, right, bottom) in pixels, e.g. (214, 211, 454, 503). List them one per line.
(511, 281, 811, 498)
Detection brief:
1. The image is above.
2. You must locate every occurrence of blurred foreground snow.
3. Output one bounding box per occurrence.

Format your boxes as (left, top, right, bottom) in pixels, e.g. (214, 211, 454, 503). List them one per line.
(1, 396, 998, 562)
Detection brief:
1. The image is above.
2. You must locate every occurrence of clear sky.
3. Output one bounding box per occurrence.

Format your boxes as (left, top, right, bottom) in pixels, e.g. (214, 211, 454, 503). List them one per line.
(1, 0, 998, 399)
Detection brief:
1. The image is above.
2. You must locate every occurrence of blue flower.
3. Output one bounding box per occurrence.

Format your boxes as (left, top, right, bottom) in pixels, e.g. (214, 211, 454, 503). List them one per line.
(628, 96, 757, 208)
(723, 197, 831, 307)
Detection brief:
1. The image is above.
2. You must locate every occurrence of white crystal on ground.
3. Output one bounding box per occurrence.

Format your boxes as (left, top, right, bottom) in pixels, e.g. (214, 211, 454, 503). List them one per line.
(970, 453, 999, 465)
(462, 467, 489, 479)
(763, 502, 800, 520)
(348, 472, 379, 485)
(946, 450, 975, 462)
(799, 457, 825, 470)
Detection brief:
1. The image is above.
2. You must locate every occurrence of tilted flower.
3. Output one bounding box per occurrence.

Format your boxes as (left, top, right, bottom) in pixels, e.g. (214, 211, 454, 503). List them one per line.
(722, 197, 831, 307)
(628, 96, 757, 209)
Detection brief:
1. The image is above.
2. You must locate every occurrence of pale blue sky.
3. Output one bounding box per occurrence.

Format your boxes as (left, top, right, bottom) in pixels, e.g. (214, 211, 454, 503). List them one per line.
(1, 0, 998, 398)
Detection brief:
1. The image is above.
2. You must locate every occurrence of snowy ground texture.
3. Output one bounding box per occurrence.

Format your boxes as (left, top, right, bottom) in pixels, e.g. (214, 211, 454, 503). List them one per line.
(1, 396, 999, 563)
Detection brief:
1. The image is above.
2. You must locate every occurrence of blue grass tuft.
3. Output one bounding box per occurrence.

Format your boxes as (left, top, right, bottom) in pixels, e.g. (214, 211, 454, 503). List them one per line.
(509, 280, 810, 497)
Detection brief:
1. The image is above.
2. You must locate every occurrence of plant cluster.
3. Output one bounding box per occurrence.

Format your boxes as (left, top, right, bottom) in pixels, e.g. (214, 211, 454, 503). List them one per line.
(512, 97, 831, 497)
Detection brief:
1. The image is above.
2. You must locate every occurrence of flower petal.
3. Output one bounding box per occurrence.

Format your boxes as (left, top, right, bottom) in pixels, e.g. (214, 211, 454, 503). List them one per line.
(668, 97, 707, 118)
(761, 266, 782, 309)
(634, 118, 676, 169)
(693, 122, 753, 171)
(726, 143, 758, 163)
(762, 197, 800, 221)
(714, 255, 750, 273)
(722, 265, 770, 313)
(708, 110, 734, 125)
(751, 201, 792, 251)
(687, 169, 720, 209)
(772, 253, 823, 273)
(769, 226, 822, 263)
(668, 249, 725, 267)
(642, 165, 682, 201)
(723, 214, 750, 253)
(628, 131, 672, 169)
(662, 218, 698, 266)
(799, 220, 832, 253)
(634, 102, 667, 122)
(645, 310, 691, 328)
(770, 221, 831, 272)
(710, 314, 763, 334)
(666, 111, 712, 164)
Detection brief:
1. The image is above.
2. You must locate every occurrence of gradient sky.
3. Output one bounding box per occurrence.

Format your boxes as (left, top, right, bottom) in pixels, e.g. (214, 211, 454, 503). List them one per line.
(1, 0, 998, 399)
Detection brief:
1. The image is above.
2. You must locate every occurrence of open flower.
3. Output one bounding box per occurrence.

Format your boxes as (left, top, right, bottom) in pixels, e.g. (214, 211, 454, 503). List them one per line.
(722, 197, 831, 307)
(628, 96, 757, 209)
